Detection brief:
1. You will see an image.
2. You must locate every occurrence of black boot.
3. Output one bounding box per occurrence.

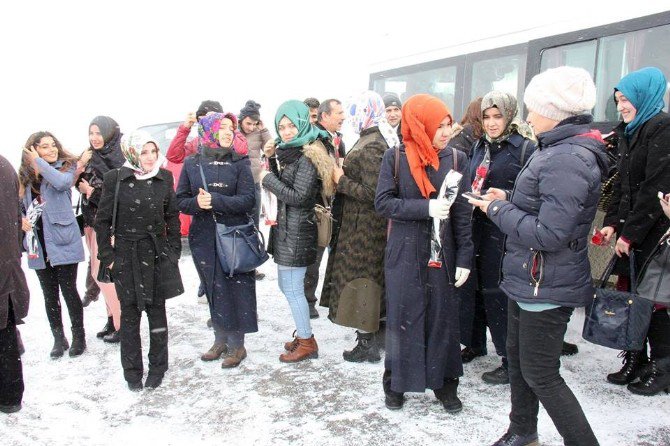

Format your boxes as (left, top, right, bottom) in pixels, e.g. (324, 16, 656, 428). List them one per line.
(103, 330, 120, 343)
(343, 331, 381, 363)
(461, 346, 486, 363)
(482, 364, 510, 385)
(434, 378, 462, 413)
(69, 328, 87, 357)
(490, 431, 539, 446)
(308, 303, 319, 319)
(96, 316, 114, 339)
(383, 369, 404, 410)
(145, 373, 164, 389)
(627, 357, 670, 396)
(607, 350, 649, 385)
(50, 328, 69, 359)
(561, 341, 579, 356)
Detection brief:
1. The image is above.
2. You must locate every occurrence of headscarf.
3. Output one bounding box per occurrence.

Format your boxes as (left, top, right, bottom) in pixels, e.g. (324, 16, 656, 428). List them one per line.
(481, 91, 535, 143)
(274, 100, 329, 149)
(88, 116, 125, 176)
(615, 67, 668, 137)
(120, 130, 165, 180)
(347, 90, 400, 149)
(400, 94, 453, 199)
(198, 112, 248, 156)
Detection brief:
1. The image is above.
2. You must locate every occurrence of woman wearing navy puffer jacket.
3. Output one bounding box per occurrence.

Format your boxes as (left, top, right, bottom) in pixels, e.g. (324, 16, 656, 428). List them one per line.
(470, 67, 607, 446)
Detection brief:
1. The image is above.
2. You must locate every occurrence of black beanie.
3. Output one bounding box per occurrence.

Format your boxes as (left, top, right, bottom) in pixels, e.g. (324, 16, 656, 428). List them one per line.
(239, 100, 261, 122)
(383, 93, 402, 109)
(196, 100, 223, 120)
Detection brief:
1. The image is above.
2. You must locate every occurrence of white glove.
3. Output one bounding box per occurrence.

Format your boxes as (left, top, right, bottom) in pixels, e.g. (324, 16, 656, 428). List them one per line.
(428, 199, 450, 219)
(454, 267, 470, 288)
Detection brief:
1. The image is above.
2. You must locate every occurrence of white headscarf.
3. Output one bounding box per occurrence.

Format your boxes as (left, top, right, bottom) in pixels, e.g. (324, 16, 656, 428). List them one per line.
(347, 91, 400, 149)
(120, 130, 165, 180)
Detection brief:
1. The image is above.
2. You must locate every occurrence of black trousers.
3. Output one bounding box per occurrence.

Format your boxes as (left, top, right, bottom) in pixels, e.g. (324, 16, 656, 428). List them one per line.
(34, 262, 83, 335)
(303, 246, 325, 305)
(120, 300, 168, 383)
(507, 300, 598, 446)
(0, 299, 24, 406)
(648, 309, 670, 359)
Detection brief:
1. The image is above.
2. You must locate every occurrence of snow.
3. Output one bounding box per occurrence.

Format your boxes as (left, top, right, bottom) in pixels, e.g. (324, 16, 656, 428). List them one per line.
(2, 235, 670, 446)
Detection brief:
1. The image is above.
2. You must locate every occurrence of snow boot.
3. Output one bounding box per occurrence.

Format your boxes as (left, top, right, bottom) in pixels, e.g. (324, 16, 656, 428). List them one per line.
(627, 357, 670, 396)
(284, 330, 298, 351)
(434, 378, 462, 413)
(482, 364, 509, 385)
(201, 342, 227, 361)
(145, 373, 164, 389)
(490, 431, 539, 446)
(103, 330, 120, 343)
(69, 328, 87, 357)
(127, 380, 143, 392)
(607, 350, 648, 385)
(279, 335, 318, 363)
(343, 331, 381, 363)
(50, 328, 69, 359)
(221, 346, 247, 368)
(383, 369, 404, 410)
(0, 403, 21, 414)
(96, 316, 114, 339)
(308, 303, 319, 319)
(561, 341, 579, 356)
(461, 346, 486, 363)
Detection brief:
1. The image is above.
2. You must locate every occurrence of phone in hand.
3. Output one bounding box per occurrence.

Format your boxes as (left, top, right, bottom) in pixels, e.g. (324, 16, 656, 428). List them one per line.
(462, 192, 482, 201)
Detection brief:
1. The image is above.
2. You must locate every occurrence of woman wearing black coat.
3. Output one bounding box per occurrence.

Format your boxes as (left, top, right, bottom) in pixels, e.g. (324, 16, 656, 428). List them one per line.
(96, 130, 183, 390)
(599, 67, 670, 395)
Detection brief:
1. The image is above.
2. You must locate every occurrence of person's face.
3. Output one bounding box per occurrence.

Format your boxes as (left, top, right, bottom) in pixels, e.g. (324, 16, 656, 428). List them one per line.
(526, 110, 556, 135)
(615, 91, 637, 124)
(218, 118, 235, 147)
(385, 105, 401, 127)
(308, 108, 318, 124)
(89, 124, 104, 150)
(240, 117, 258, 134)
(139, 142, 159, 172)
(320, 102, 345, 132)
(431, 117, 454, 150)
(278, 116, 299, 143)
(483, 107, 506, 139)
(35, 136, 59, 163)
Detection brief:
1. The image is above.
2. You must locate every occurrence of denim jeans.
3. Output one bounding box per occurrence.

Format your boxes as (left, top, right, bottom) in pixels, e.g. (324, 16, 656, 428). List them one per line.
(507, 300, 598, 446)
(278, 265, 312, 339)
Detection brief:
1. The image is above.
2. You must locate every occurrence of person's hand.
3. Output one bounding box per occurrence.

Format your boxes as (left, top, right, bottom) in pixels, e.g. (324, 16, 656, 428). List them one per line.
(333, 165, 344, 184)
(184, 112, 197, 129)
(23, 146, 39, 162)
(21, 217, 32, 232)
(78, 179, 94, 198)
(263, 139, 276, 157)
(615, 237, 631, 257)
(257, 120, 265, 131)
(468, 196, 493, 214)
(454, 267, 470, 288)
(480, 187, 507, 201)
(660, 193, 670, 219)
(79, 148, 93, 167)
(600, 226, 616, 244)
(428, 199, 450, 219)
(108, 262, 114, 270)
(197, 188, 212, 209)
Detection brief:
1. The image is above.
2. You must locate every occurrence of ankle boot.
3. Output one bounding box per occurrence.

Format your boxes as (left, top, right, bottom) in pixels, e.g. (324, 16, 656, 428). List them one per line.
(50, 329, 69, 359)
(343, 331, 381, 363)
(561, 341, 579, 356)
(103, 330, 120, 343)
(96, 317, 114, 339)
(434, 377, 463, 413)
(69, 328, 87, 357)
(491, 431, 539, 446)
(221, 346, 247, 368)
(607, 350, 648, 385)
(627, 358, 670, 396)
(201, 342, 227, 361)
(461, 346, 486, 363)
(279, 335, 318, 363)
(284, 330, 298, 351)
(383, 369, 404, 410)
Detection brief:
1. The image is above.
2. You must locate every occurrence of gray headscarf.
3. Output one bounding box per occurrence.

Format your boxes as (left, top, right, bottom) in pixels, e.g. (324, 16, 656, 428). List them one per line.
(481, 91, 535, 143)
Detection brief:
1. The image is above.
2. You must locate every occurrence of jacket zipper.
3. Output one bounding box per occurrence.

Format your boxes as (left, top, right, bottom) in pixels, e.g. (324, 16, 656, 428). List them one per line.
(530, 250, 544, 297)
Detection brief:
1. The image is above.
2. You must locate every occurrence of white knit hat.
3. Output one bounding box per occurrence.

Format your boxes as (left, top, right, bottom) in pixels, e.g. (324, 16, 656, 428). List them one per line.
(523, 66, 596, 121)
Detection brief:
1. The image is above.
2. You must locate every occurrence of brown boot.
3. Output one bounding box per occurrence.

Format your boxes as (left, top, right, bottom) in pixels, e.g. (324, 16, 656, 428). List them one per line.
(279, 335, 318, 363)
(201, 342, 227, 361)
(221, 346, 247, 368)
(284, 330, 298, 351)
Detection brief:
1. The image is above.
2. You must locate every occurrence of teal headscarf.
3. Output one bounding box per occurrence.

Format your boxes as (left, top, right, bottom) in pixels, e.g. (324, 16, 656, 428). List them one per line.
(274, 100, 329, 149)
(615, 67, 667, 137)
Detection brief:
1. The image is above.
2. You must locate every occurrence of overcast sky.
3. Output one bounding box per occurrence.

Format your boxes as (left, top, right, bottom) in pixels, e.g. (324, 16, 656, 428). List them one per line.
(1, 1, 668, 168)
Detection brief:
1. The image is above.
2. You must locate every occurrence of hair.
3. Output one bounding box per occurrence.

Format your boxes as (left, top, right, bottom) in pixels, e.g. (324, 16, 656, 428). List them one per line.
(460, 97, 484, 140)
(303, 97, 320, 109)
(317, 98, 341, 122)
(19, 131, 76, 195)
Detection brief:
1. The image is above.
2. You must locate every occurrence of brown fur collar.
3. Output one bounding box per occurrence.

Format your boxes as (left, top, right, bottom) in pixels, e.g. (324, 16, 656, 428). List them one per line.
(302, 139, 336, 196)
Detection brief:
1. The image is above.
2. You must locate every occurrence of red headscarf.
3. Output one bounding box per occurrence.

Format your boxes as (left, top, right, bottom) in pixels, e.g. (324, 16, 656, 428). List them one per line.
(400, 94, 453, 198)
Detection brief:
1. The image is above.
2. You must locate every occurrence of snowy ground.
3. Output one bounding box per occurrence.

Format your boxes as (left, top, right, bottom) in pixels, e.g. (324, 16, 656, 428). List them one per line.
(2, 235, 670, 446)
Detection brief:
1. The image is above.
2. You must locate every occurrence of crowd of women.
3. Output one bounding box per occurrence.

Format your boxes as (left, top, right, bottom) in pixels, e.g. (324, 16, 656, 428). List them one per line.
(1, 64, 668, 446)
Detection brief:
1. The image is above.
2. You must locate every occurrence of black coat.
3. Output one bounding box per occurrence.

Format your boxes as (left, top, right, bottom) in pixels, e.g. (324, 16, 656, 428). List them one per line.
(176, 152, 258, 333)
(447, 124, 478, 155)
(95, 167, 183, 309)
(604, 112, 670, 274)
(375, 145, 474, 392)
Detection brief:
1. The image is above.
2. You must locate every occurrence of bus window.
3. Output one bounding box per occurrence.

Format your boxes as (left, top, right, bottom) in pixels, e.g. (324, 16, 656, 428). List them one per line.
(540, 40, 597, 77)
(374, 66, 458, 112)
(471, 54, 523, 101)
(595, 24, 670, 122)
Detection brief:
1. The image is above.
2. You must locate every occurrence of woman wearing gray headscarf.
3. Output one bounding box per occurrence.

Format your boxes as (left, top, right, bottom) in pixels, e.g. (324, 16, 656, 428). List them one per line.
(460, 91, 536, 385)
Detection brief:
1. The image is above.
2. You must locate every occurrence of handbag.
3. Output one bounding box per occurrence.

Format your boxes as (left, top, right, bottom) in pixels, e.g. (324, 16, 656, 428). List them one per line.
(582, 252, 654, 350)
(315, 191, 333, 248)
(75, 195, 85, 237)
(199, 164, 269, 277)
(637, 230, 670, 306)
(96, 171, 121, 284)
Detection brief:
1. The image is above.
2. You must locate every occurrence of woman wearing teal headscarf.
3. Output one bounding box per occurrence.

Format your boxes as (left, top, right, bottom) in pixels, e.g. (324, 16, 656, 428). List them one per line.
(600, 67, 670, 396)
(260, 100, 335, 363)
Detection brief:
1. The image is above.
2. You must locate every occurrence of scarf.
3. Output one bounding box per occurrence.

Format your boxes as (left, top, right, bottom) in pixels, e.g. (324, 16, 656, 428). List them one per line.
(615, 67, 667, 137)
(347, 90, 400, 149)
(276, 146, 304, 166)
(198, 112, 248, 156)
(400, 94, 453, 199)
(120, 130, 165, 180)
(481, 91, 535, 144)
(274, 100, 329, 149)
(88, 116, 125, 177)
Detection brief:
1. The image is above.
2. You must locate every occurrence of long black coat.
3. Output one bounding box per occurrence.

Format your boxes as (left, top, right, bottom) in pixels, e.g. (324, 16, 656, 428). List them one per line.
(177, 152, 258, 333)
(96, 167, 183, 309)
(375, 145, 473, 393)
(604, 112, 670, 274)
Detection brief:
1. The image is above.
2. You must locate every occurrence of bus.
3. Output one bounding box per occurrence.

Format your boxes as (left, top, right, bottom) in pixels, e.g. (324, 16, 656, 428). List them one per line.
(369, 10, 670, 131)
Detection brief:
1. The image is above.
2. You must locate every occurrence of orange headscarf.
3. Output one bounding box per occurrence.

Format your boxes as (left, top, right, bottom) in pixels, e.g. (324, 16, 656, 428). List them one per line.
(400, 94, 453, 198)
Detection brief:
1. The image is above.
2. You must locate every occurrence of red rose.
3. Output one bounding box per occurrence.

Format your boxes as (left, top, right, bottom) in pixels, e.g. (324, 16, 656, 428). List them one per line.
(476, 166, 488, 178)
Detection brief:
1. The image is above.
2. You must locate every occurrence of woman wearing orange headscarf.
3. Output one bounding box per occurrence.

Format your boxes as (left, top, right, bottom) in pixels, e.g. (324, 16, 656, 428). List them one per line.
(375, 94, 473, 412)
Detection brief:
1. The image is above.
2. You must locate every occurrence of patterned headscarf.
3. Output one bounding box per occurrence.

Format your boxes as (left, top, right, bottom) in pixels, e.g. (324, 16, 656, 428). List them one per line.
(120, 130, 165, 179)
(198, 112, 238, 149)
(481, 91, 535, 143)
(347, 91, 400, 149)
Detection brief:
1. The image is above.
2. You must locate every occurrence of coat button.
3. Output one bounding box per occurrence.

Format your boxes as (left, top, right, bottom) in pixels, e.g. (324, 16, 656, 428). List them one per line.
(147, 225, 153, 230)
(523, 263, 528, 269)
(492, 206, 499, 212)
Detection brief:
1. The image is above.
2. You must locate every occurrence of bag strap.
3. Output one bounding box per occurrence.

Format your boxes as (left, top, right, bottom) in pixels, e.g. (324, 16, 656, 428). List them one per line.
(76, 194, 82, 214)
(393, 144, 400, 191)
(599, 252, 637, 292)
(198, 162, 209, 193)
(110, 169, 121, 236)
(520, 139, 530, 166)
(629, 251, 637, 293)
(452, 147, 458, 171)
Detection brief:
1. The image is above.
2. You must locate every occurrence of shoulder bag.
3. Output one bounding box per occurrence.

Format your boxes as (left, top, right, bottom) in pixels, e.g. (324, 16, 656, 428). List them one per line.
(637, 230, 670, 306)
(97, 170, 121, 283)
(315, 190, 333, 248)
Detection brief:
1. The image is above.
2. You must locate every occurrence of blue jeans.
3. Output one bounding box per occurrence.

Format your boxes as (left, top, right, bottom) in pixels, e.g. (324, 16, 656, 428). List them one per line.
(277, 265, 312, 339)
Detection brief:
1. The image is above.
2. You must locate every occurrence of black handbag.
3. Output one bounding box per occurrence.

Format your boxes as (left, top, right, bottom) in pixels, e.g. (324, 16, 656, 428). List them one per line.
(637, 230, 670, 306)
(75, 195, 85, 237)
(199, 164, 269, 277)
(582, 252, 654, 350)
(96, 171, 121, 284)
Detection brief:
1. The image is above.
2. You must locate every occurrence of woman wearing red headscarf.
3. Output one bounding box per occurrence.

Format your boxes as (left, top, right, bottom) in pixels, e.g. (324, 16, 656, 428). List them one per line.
(375, 94, 473, 412)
